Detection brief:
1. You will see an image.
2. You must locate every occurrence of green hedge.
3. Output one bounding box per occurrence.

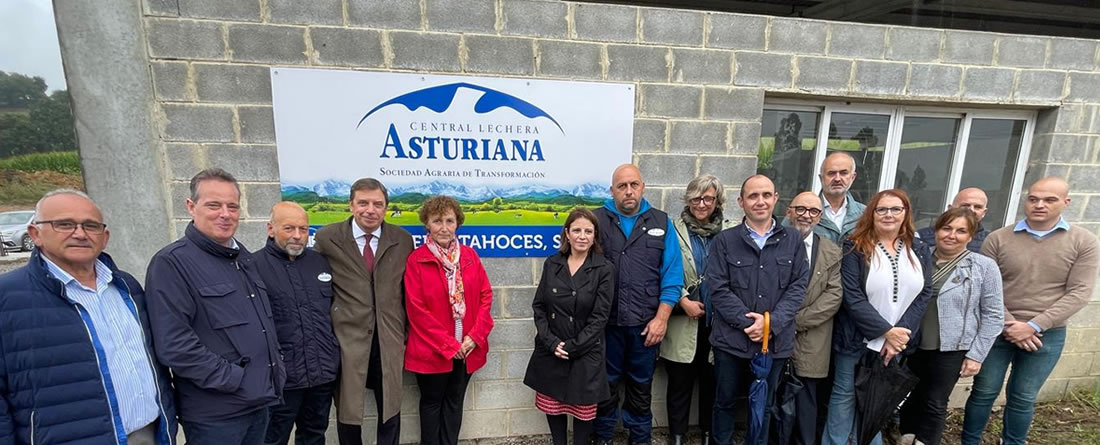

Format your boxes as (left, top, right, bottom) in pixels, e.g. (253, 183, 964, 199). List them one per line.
(0, 151, 81, 174)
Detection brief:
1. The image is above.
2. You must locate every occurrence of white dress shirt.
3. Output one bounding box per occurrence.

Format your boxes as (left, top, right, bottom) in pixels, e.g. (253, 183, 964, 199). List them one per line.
(352, 220, 382, 255)
(803, 233, 815, 267)
(823, 196, 848, 230)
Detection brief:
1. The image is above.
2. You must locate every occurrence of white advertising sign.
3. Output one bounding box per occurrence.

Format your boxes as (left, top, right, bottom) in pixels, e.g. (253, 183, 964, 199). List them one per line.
(270, 68, 635, 256)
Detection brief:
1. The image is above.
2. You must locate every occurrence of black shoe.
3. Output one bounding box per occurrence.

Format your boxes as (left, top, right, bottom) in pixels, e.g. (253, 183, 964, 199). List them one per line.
(594, 440, 612, 445)
(671, 435, 684, 445)
(701, 432, 711, 445)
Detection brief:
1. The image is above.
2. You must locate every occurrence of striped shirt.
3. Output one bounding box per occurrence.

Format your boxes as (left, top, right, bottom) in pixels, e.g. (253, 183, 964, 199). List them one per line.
(42, 257, 160, 434)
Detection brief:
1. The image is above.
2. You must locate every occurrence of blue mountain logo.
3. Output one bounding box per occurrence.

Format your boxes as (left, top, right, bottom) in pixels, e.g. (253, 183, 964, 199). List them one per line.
(357, 82, 563, 133)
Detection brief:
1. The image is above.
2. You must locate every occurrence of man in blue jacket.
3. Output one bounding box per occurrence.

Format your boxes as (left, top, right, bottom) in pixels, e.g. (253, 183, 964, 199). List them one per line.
(0, 189, 175, 445)
(254, 202, 339, 445)
(593, 164, 684, 445)
(146, 169, 285, 445)
(707, 175, 809, 445)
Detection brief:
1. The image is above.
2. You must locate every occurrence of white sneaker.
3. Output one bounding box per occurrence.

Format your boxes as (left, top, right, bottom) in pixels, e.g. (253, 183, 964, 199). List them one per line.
(898, 433, 916, 445)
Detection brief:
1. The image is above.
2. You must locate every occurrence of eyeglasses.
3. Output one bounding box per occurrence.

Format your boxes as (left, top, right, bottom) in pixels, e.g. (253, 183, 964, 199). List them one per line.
(790, 206, 822, 217)
(35, 219, 107, 234)
(689, 196, 717, 206)
(874, 207, 906, 216)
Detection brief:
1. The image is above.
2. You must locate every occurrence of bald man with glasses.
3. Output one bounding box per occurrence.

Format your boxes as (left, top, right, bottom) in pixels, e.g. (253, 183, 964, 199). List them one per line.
(784, 192, 843, 445)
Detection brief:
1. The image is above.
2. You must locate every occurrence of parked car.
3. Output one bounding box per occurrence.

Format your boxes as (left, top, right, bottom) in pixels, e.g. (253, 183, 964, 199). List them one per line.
(0, 211, 35, 252)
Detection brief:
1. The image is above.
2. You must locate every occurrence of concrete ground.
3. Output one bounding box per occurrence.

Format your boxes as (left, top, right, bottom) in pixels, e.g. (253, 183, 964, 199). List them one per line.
(0, 253, 28, 274)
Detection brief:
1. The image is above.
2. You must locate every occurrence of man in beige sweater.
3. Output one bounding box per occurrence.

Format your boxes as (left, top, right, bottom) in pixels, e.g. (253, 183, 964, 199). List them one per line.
(961, 177, 1100, 445)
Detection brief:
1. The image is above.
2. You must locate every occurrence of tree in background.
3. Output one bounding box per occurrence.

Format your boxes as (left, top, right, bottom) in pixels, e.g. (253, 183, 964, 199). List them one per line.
(0, 71, 77, 158)
(0, 72, 48, 109)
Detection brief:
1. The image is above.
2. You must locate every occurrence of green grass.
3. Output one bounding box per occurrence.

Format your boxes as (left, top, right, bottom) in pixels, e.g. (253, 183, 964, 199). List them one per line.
(0, 177, 61, 204)
(308, 208, 582, 227)
(0, 151, 81, 174)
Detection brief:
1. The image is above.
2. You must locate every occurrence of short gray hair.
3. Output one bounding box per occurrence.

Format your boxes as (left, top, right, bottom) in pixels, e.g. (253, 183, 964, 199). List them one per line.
(34, 189, 95, 221)
(820, 151, 857, 175)
(682, 174, 726, 206)
(190, 168, 240, 202)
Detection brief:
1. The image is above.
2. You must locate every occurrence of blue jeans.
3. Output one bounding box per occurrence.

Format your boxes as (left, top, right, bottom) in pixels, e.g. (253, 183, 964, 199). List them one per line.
(962, 327, 1067, 445)
(595, 325, 659, 444)
(712, 349, 786, 445)
(184, 407, 269, 445)
(821, 351, 881, 445)
(264, 382, 335, 445)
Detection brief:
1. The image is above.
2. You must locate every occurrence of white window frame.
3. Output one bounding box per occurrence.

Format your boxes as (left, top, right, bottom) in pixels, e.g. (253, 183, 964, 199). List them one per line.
(762, 100, 1037, 228)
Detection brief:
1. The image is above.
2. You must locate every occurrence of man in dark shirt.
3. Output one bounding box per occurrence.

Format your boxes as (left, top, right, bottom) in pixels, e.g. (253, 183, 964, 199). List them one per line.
(254, 202, 340, 445)
(916, 187, 991, 252)
(146, 168, 284, 445)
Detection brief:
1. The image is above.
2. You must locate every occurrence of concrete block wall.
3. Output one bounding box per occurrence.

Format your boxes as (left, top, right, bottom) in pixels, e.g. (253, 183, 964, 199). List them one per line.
(54, 0, 1100, 441)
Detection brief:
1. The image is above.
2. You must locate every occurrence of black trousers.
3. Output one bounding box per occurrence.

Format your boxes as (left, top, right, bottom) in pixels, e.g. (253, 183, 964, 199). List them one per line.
(338, 331, 400, 445)
(664, 321, 715, 436)
(264, 381, 336, 445)
(814, 364, 834, 443)
(789, 377, 825, 445)
(416, 359, 472, 445)
(900, 349, 968, 445)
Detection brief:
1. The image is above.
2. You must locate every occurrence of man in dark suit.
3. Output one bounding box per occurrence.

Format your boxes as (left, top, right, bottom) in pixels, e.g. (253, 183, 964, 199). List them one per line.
(313, 178, 414, 445)
(784, 192, 844, 445)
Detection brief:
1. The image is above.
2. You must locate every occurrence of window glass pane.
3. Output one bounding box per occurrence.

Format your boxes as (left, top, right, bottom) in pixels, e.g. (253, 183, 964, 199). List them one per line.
(826, 112, 890, 204)
(895, 117, 960, 229)
(959, 119, 1026, 229)
(757, 109, 820, 216)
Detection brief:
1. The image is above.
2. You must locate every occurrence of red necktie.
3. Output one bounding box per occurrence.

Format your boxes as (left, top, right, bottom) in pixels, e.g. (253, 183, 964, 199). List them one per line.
(362, 233, 375, 274)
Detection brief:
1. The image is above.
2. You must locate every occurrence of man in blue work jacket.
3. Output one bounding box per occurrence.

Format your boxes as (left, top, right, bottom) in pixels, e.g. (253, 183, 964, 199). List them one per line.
(146, 168, 285, 445)
(592, 164, 684, 445)
(708, 175, 809, 445)
(254, 202, 340, 445)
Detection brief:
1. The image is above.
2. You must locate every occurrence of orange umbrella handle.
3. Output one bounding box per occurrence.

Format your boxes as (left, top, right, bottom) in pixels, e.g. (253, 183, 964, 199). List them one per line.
(762, 312, 771, 354)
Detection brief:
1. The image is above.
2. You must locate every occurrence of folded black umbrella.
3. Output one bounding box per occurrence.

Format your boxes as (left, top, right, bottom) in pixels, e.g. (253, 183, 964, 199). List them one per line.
(769, 360, 804, 445)
(854, 351, 919, 445)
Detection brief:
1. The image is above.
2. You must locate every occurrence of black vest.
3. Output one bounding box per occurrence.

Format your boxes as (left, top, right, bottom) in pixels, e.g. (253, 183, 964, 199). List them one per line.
(595, 206, 669, 326)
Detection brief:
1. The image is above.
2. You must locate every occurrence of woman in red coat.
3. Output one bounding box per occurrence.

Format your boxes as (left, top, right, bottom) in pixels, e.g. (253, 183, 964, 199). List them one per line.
(404, 195, 494, 445)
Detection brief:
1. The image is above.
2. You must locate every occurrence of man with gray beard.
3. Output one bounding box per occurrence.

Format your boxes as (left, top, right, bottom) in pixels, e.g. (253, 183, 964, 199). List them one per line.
(784, 192, 844, 445)
(253, 202, 340, 445)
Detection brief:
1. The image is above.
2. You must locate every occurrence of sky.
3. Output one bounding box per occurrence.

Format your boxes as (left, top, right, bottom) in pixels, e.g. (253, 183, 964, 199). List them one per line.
(0, 0, 67, 92)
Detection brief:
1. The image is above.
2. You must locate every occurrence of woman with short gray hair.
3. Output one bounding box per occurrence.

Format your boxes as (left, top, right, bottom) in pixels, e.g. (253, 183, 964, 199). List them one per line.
(661, 174, 732, 445)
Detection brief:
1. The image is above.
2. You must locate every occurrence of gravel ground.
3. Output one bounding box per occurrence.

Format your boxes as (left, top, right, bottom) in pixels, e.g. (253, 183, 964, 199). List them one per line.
(0, 257, 27, 274)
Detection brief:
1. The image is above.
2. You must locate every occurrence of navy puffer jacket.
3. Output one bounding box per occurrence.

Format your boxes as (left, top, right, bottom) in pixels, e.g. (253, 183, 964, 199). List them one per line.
(0, 250, 176, 445)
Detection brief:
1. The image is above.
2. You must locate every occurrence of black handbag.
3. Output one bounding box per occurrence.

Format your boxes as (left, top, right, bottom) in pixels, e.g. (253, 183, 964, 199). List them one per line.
(671, 276, 704, 316)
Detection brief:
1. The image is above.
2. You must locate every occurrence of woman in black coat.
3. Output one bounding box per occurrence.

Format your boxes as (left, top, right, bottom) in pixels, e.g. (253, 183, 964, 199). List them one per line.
(524, 208, 615, 445)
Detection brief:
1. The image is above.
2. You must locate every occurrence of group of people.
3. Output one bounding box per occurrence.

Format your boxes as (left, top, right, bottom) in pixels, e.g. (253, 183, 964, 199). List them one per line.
(0, 170, 493, 445)
(0, 153, 1095, 445)
(520, 154, 1098, 445)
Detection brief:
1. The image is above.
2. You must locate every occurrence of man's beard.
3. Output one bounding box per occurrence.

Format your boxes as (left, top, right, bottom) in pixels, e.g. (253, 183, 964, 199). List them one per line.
(795, 222, 814, 238)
